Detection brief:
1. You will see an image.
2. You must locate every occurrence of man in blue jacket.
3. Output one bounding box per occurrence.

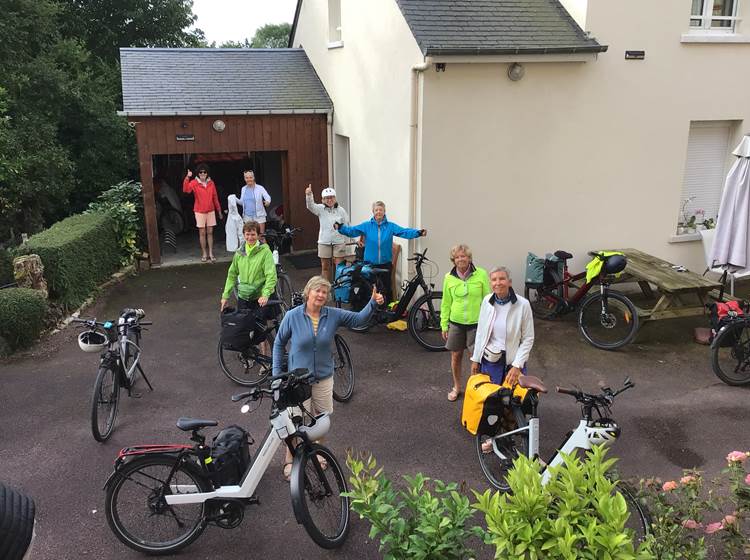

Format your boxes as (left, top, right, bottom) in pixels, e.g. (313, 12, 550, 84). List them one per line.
(335, 200, 427, 301)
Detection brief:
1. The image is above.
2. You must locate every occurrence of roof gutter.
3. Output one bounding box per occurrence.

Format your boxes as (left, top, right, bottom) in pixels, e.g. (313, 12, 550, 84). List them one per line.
(424, 44, 608, 56)
(117, 108, 331, 117)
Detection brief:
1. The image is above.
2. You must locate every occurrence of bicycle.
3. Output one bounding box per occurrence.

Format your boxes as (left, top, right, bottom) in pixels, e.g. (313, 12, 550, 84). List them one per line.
(262, 226, 302, 312)
(73, 308, 153, 442)
(475, 375, 650, 543)
(710, 311, 750, 385)
(218, 295, 356, 402)
(332, 248, 445, 351)
(103, 368, 350, 554)
(524, 250, 639, 350)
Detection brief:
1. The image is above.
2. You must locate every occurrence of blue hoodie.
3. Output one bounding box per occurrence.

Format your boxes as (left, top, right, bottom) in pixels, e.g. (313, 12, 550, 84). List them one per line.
(339, 217, 422, 264)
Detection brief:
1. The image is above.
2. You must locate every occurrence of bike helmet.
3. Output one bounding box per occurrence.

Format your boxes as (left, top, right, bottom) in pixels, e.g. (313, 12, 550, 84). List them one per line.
(78, 330, 107, 353)
(321, 187, 336, 198)
(603, 255, 627, 274)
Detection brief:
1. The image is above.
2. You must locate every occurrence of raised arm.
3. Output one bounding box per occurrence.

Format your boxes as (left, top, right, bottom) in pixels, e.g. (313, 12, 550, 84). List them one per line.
(391, 222, 424, 240)
(305, 185, 322, 216)
(182, 173, 194, 194)
(338, 221, 367, 238)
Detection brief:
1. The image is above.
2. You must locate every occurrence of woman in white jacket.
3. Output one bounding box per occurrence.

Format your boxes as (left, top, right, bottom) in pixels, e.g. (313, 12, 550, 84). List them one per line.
(470, 266, 534, 387)
(305, 184, 352, 280)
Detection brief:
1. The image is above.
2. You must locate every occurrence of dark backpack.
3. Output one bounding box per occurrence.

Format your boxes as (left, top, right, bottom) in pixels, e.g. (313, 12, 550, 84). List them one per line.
(708, 300, 745, 345)
(220, 308, 266, 351)
(210, 425, 252, 486)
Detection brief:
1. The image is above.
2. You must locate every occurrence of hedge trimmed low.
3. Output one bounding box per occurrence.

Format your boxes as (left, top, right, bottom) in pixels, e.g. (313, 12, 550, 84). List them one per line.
(0, 288, 47, 353)
(16, 212, 121, 309)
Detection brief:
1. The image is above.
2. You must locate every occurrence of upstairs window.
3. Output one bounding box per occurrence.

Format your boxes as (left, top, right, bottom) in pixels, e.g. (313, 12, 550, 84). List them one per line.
(690, 0, 739, 32)
(328, 0, 342, 45)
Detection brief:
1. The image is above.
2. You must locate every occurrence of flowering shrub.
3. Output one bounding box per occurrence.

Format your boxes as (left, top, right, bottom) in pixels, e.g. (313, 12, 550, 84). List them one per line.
(639, 450, 750, 559)
(85, 180, 145, 265)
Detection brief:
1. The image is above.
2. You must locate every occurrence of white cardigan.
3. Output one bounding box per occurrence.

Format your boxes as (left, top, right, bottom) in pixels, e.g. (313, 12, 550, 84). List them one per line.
(471, 291, 535, 369)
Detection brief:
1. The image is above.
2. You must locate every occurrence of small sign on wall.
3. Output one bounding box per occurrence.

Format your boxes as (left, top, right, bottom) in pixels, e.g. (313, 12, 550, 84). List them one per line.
(625, 50, 645, 60)
(176, 134, 195, 141)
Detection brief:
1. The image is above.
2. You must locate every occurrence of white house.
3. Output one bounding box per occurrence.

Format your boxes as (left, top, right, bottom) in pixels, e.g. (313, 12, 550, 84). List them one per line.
(290, 0, 750, 287)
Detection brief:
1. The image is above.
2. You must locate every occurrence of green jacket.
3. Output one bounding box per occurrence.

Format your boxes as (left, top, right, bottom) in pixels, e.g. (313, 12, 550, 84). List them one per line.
(222, 242, 277, 300)
(440, 265, 490, 331)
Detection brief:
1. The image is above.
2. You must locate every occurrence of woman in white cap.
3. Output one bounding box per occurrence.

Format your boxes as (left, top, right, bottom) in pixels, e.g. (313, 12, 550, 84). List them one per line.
(305, 184, 351, 281)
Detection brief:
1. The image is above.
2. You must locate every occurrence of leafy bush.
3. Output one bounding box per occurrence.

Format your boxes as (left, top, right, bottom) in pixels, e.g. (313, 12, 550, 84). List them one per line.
(0, 247, 13, 285)
(0, 288, 47, 352)
(16, 211, 120, 309)
(639, 450, 750, 559)
(86, 180, 145, 264)
(473, 446, 651, 559)
(345, 453, 477, 559)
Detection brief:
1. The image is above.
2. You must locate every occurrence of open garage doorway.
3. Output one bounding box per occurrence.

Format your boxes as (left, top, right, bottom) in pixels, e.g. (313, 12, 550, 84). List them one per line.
(152, 151, 287, 265)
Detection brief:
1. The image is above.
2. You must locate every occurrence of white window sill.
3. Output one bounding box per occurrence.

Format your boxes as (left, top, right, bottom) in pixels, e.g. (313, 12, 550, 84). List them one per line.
(681, 33, 750, 43)
(669, 232, 701, 243)
(327, 41, 344, 49)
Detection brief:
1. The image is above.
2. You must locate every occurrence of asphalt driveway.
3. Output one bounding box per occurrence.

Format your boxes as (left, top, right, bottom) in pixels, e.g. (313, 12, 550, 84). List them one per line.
(0, 261, 747, 559)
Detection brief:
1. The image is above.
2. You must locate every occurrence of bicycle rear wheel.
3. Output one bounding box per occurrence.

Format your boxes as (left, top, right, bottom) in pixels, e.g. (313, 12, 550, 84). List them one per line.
(105, 455, 210, 555)
(332, 335, 355, 402)
(475, 406, 528, 492)
(277, 273, 293, 314)
(578, 291, 639, 350)
(524, 285, 562, 320)
(290, 444, 350, 549)
(91, 365, 120, 442)
(217, 339, 272, 387)
(407, 291, 446, 351)
(711, 320, 750, 385)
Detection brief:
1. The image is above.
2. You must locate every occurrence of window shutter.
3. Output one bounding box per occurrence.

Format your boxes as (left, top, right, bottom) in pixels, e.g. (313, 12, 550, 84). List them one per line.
(680, 121, 732, 223)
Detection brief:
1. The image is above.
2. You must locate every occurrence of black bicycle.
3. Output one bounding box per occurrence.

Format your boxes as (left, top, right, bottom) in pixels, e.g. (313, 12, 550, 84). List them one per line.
(73, 308, 153, 442)
(332, 248, 445, 351)
(263, 226, 301, 312)
(711, 312, 750, 386)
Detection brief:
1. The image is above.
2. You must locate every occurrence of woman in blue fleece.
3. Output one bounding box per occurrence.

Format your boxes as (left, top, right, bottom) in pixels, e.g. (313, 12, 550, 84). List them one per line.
(273, 275, 384, 480)
(334, 200, 426, 300)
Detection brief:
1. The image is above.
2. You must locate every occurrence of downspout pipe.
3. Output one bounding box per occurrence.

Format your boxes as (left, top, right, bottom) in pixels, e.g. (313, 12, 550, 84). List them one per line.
(327, 111, 334, 188)
(409, 57, 431, 266)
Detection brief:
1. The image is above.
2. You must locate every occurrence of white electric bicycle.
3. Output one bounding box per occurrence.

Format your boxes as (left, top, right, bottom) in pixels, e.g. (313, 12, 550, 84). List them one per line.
(475, 375, 650, 542)
(103, 369, 349, 555)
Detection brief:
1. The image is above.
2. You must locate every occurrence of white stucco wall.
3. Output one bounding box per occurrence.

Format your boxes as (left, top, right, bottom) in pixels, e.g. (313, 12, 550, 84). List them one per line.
(418, 0, 750, 284)
(292, 0, 424, 233)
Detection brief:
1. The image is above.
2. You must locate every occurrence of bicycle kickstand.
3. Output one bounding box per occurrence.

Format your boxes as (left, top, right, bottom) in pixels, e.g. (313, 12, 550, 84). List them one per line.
(138, 363, 155, 392)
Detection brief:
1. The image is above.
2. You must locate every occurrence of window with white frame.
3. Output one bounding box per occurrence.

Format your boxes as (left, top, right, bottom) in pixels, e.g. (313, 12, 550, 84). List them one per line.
(328, 0, 342, 45)
(678, 121, 734, 232)
(690, 0, 740, 32)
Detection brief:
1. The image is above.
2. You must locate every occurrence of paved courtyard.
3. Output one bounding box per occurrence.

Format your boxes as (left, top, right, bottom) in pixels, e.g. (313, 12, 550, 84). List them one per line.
(0, 261, 747, 559)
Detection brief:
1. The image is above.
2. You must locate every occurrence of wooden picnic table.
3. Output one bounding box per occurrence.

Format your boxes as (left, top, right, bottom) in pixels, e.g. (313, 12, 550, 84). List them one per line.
(614, 248, 725, 321)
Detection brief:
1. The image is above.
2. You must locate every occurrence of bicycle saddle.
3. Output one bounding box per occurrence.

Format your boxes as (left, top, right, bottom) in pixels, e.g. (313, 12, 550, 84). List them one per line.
(176, 417, 219, 431)
(554, 250, 573, 261)
(519, 375, 548, 393)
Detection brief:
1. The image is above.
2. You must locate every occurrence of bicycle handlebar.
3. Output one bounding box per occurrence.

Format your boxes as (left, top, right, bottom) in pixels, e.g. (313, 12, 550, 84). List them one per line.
(556, 377, 634, 406)
(231, 368, 313, 402)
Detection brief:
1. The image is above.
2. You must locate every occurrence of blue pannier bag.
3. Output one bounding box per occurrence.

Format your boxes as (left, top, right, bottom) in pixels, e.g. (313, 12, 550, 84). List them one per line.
(335, 262, 353, 303)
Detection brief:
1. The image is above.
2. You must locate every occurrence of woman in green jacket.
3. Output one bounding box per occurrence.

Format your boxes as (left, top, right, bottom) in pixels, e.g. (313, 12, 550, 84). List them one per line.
(440, 244, 490, 401)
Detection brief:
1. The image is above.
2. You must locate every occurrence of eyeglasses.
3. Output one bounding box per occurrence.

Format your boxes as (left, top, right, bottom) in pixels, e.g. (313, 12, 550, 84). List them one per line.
(198, 171, 208, 175)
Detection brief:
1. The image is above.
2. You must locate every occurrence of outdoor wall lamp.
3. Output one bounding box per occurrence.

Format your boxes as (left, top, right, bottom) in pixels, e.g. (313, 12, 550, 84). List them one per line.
(435, 63, 446, 72)
(507, 62, 525, 81)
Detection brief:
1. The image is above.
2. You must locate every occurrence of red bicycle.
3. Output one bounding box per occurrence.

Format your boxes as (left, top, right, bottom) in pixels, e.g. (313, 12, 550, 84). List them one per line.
(524, 250, 639, 350)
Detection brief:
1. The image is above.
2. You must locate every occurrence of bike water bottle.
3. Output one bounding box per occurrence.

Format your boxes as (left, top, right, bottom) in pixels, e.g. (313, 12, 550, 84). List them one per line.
(272, 248, 280, 265)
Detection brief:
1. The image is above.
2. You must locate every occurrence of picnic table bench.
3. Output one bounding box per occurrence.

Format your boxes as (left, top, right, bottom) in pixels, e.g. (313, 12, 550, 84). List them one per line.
(615, 248, 732, 321)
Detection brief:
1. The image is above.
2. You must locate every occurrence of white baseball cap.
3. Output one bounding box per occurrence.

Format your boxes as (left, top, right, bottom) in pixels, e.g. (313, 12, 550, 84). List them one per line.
(321, 187, 336, 198)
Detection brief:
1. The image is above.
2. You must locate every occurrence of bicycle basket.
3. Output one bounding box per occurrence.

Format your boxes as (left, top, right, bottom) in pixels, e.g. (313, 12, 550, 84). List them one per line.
(78, 330, 107, 353)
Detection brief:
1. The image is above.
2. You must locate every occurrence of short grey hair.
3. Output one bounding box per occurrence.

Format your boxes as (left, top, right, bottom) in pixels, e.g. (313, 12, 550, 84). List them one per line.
(372, 200, 386, 212)
(303, 275, 332, 300)
(489, 266, 512, 281)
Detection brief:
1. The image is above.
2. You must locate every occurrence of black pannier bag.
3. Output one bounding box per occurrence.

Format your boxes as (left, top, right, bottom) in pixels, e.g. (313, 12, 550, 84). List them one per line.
(220, 307, 266, 351)
(210, 425, 252, 486)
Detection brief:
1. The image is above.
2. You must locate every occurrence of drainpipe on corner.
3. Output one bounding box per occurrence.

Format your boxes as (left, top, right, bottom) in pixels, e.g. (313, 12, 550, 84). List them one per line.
(408, 57, 431, 273)
(327, 111, 334, 188)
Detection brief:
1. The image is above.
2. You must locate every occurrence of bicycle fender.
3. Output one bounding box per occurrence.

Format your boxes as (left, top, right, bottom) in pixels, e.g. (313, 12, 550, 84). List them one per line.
(289, 449, 308, 525)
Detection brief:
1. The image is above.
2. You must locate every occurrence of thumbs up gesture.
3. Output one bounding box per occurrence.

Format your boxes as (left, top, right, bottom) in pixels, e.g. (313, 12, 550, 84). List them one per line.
(371, 285, 385, 306)
(305, 184, 313, 196)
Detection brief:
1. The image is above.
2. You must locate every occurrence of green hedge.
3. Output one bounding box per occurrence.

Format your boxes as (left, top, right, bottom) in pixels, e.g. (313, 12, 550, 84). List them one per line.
(16, 212, 121, 309)
(0, 248, 12, 286)
(0, 288, 48, 353)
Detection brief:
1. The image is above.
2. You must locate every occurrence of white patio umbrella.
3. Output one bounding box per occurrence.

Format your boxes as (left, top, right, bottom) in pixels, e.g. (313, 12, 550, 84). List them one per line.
(710, 135, 750, 270)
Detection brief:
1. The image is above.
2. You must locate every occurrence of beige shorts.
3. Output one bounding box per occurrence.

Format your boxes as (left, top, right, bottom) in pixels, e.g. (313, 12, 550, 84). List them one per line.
(302, 376, 334, 416)
(318, 243, 349, 259)
(243, 216, 267, 224)
(445, 322, 477, 352)
(194, 212, 216, 228)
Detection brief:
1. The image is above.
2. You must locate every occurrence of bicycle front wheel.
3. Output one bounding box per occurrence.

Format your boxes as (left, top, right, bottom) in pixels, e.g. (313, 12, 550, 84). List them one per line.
(290, 444, 350, 549)
(525, 285, 562, 320)
(91, 366, 120, 442)
(616, 481, 651, 546)
(217, 340, 271, 387)
(711, 320, 750, 385)
(475, 406, 528, 492)
(332, 334, 355, 402)
(105, 455, 210, 555)
(407, 291, 446, 351)
(578, 291, 639, 350)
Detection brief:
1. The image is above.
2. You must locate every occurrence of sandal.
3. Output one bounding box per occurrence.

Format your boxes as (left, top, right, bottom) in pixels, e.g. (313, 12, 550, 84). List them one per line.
(481, 440, 493, 454)
(200, 256, 207, 263)
(209, 255, 216, 262)
(317, 456, 328, 471)
(282, 461, 293, 482)
(447, 388, 460, 402)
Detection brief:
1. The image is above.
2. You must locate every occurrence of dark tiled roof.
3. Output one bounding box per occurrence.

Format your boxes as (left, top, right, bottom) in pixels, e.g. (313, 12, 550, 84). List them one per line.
(119, 48, 332, 115)
(395, 0, 607, 55)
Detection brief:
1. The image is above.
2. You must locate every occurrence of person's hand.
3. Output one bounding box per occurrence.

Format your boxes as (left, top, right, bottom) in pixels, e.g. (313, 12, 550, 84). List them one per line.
(505, 366, 522, 387)
(333, 222, 340, 230)
(216, 211, 223, 221)
(186, 169, 193, 178)
(420, 229, 427, 237)
(441, 331, 449, 341)
(305, 184, 313, 195)
(264, 199, 270, 207)
(471, 361, 481, 374)
(371, 285, 384, 306)
(357, 237, 364, 248)
(220, 298, 228, 311)
(258, 296, 269, 307)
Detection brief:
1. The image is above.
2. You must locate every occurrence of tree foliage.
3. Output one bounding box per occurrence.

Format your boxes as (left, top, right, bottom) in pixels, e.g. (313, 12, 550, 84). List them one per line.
(250, 23, 292, 48)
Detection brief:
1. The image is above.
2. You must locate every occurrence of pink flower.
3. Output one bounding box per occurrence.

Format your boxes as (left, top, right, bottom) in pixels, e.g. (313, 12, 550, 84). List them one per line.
(662, 480, 678, 492)
(723, 515, 737, 527)
(682, 519, 701, 529)
(726, 451, 748, 464)
(680, 475, 697, 485)
(705, 522, 724, 534)
(745, 473, 750, 485)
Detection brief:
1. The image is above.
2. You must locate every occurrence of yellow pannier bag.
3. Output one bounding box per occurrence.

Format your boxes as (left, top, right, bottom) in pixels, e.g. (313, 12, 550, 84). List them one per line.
(461, 373, 530, 436)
